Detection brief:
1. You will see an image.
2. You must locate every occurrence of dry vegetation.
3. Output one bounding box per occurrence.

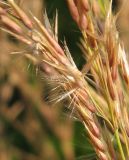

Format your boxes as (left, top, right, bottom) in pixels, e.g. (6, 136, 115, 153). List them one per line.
(0, 0, 129, 160)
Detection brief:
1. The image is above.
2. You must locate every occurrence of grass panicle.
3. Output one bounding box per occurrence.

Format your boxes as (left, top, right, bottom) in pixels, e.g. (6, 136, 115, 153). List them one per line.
(1, 0, 129, 159)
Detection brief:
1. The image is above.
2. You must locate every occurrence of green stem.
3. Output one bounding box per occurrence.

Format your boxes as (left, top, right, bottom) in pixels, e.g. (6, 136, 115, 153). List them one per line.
(115, 129, 126, 160)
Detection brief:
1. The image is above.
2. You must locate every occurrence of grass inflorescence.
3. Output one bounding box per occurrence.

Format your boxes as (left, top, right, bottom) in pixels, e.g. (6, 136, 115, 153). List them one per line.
(1, 0, 129, 159)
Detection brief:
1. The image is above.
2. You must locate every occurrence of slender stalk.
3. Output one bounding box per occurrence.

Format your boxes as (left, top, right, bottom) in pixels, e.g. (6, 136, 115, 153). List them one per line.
(115, 129, 126, 160)
(122, 129, 129, 158)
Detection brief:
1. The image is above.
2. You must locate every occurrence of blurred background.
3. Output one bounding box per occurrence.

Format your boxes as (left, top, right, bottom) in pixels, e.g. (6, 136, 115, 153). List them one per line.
(0, 0, 128, 160)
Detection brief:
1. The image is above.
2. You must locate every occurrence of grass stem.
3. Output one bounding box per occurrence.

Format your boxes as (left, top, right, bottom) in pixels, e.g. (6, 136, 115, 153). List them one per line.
(115, 129, 126, 160)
